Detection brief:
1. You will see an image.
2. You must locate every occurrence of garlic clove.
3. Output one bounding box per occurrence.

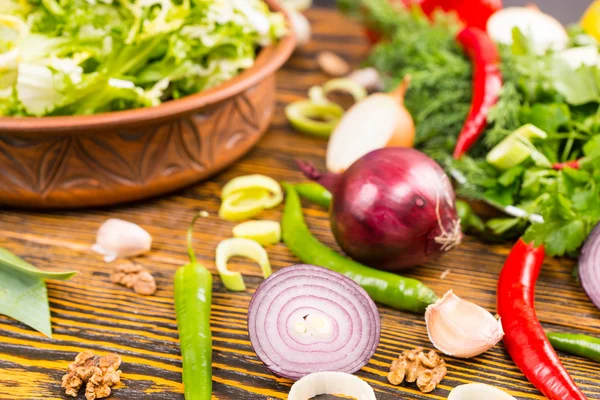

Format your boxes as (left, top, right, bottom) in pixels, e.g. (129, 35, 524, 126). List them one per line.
(425, 290, 504, 358)
(448, 383, 517, 400)
(346, 67, 384, 92)
(92, 219, 152, 263)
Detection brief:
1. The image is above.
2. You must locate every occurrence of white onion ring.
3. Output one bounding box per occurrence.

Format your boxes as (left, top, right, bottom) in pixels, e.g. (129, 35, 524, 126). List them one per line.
(288, 371, 376, 400)
(448, 383, 516, 400)
(579, 222, 600, 311)
(247, 264, 380, 380)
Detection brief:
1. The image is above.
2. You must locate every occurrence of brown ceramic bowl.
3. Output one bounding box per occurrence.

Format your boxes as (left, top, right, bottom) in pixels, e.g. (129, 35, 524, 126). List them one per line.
(0, 0, 295, 209)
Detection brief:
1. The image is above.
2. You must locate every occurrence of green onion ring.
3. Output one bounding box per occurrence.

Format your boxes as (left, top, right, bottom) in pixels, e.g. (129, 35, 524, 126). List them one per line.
(309, 78, 368, 106)
(285, 100, 344, 138)
(232, 220, 281, 246)
(218, 189, 271, 222)
(323, 78, 368, 102)
(215, 238, 272, 291)
(221, 174, 283, 209)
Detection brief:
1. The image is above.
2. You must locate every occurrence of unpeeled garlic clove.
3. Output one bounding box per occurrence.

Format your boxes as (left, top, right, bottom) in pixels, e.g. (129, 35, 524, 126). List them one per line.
(425, 290, 504, 358)
(92, 219, 152, 263)
(347, 67, 384, 92)
(317, 51, 350, 77)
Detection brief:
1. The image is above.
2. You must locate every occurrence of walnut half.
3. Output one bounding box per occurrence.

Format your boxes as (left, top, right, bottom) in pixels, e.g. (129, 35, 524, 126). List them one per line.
(111, 263, 156, 295)
(62, 351, 123, 400)
(387, 347, 447, 393)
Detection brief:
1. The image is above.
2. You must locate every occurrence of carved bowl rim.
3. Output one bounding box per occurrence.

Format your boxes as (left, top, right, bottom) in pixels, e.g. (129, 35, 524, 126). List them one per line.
(0, 0, 296, 135)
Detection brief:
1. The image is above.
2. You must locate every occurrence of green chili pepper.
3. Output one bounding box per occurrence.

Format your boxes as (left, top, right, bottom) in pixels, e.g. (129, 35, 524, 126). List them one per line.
(281, 183, 438, 313)
(456, 200, 485, 233)
(174, 213, 213, 399)
(295, 182, 333, 209)
(547, 332, 600, 363)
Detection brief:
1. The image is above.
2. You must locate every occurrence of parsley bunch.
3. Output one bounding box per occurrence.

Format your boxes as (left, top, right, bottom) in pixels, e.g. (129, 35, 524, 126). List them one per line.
(340, 0, 600, 257)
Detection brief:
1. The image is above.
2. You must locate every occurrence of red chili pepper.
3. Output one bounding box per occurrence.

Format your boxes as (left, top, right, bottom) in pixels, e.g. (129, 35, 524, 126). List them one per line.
(420, 0, 502, 30)
(553, 159, 582, 170)
(363, 0, 502, 44)
(453, 27, 503, 159)
(497, 239, 587, 400)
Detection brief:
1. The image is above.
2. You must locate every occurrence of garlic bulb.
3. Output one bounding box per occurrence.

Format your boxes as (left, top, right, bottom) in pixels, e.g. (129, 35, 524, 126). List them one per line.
(92, 219, 152, 263)
(425, 290, 504, 358)
(448, 383, 516, 400)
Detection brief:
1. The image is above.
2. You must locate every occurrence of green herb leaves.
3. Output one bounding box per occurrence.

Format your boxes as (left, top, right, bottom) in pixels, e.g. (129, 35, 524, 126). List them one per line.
(342, 0, 600, 257)
(551, 60, 600, 106)
(0, 248, 77, 337)
(0, 248, 77, 280)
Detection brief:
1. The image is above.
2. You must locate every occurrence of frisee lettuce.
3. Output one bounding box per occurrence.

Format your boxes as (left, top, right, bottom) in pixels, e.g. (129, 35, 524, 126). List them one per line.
(0, 0, 285, 116)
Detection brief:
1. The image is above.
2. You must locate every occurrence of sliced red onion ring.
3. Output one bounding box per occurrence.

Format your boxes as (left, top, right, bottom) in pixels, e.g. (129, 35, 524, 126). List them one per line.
(248, 264, 381, 380)
(579, 222, 600, 311)
(288, 371, 376, 400)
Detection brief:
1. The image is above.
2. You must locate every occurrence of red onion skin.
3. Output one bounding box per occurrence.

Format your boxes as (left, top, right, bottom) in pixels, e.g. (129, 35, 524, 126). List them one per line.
(301, 148, 461, 270)
(579, 222, 600, 311)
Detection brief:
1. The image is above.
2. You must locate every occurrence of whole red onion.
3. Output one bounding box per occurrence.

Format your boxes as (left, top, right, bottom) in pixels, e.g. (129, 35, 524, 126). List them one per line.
(579, 222, 600, 311)
(299, 147, 462, 270)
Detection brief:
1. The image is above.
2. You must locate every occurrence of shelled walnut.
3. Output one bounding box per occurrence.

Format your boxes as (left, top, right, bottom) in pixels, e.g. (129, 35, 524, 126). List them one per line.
(387, 347, 447, 393)
(111, 263, 156, 295)
(62, 351, 122, 400)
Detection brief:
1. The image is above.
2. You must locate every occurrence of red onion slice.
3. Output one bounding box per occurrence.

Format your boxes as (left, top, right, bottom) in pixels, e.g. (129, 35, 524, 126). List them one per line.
(248, 264, 381, 380)
(579, 222, 600, 311)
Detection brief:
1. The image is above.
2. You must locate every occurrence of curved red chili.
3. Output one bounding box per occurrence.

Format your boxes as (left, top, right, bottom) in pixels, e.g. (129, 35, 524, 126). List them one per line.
(497, 239, 587, 400)
(420, 0, 502, 30)
(553, 160, 581, 170)
(453, 27, 502, 159)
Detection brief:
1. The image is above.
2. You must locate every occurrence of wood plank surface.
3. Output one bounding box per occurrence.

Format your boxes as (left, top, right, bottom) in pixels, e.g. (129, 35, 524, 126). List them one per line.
(1, 8, 600, 400)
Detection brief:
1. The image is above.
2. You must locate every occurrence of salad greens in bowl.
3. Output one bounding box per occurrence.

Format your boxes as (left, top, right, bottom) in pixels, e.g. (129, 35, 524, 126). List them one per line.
(0, 0, 295, 209)
(0, 0, 287, 116)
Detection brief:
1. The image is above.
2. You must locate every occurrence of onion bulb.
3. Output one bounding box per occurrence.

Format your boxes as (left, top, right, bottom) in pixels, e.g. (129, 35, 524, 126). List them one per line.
(578, 222, 600, 311)
(487, 7, 568, 54)
(425, 290, 504, 358)
(300, 147, 462, 270)
(326, 76, 415, 173)
(247, 264, 380, 380)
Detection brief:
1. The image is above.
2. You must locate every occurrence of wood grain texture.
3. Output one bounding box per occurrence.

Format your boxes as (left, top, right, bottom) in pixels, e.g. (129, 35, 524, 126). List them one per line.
(1, 8, 600, 400)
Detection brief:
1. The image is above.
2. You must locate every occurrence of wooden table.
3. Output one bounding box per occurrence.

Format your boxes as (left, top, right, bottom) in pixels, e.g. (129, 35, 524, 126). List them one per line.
(1, 8, 599, 400)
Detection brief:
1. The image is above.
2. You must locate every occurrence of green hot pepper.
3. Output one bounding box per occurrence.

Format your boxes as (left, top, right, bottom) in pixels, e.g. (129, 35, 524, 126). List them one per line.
(174, 213, 213, 399)
(281, 183, 438, 313)
(547, 332, 600, 363)
(295, 182, 333, 209)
